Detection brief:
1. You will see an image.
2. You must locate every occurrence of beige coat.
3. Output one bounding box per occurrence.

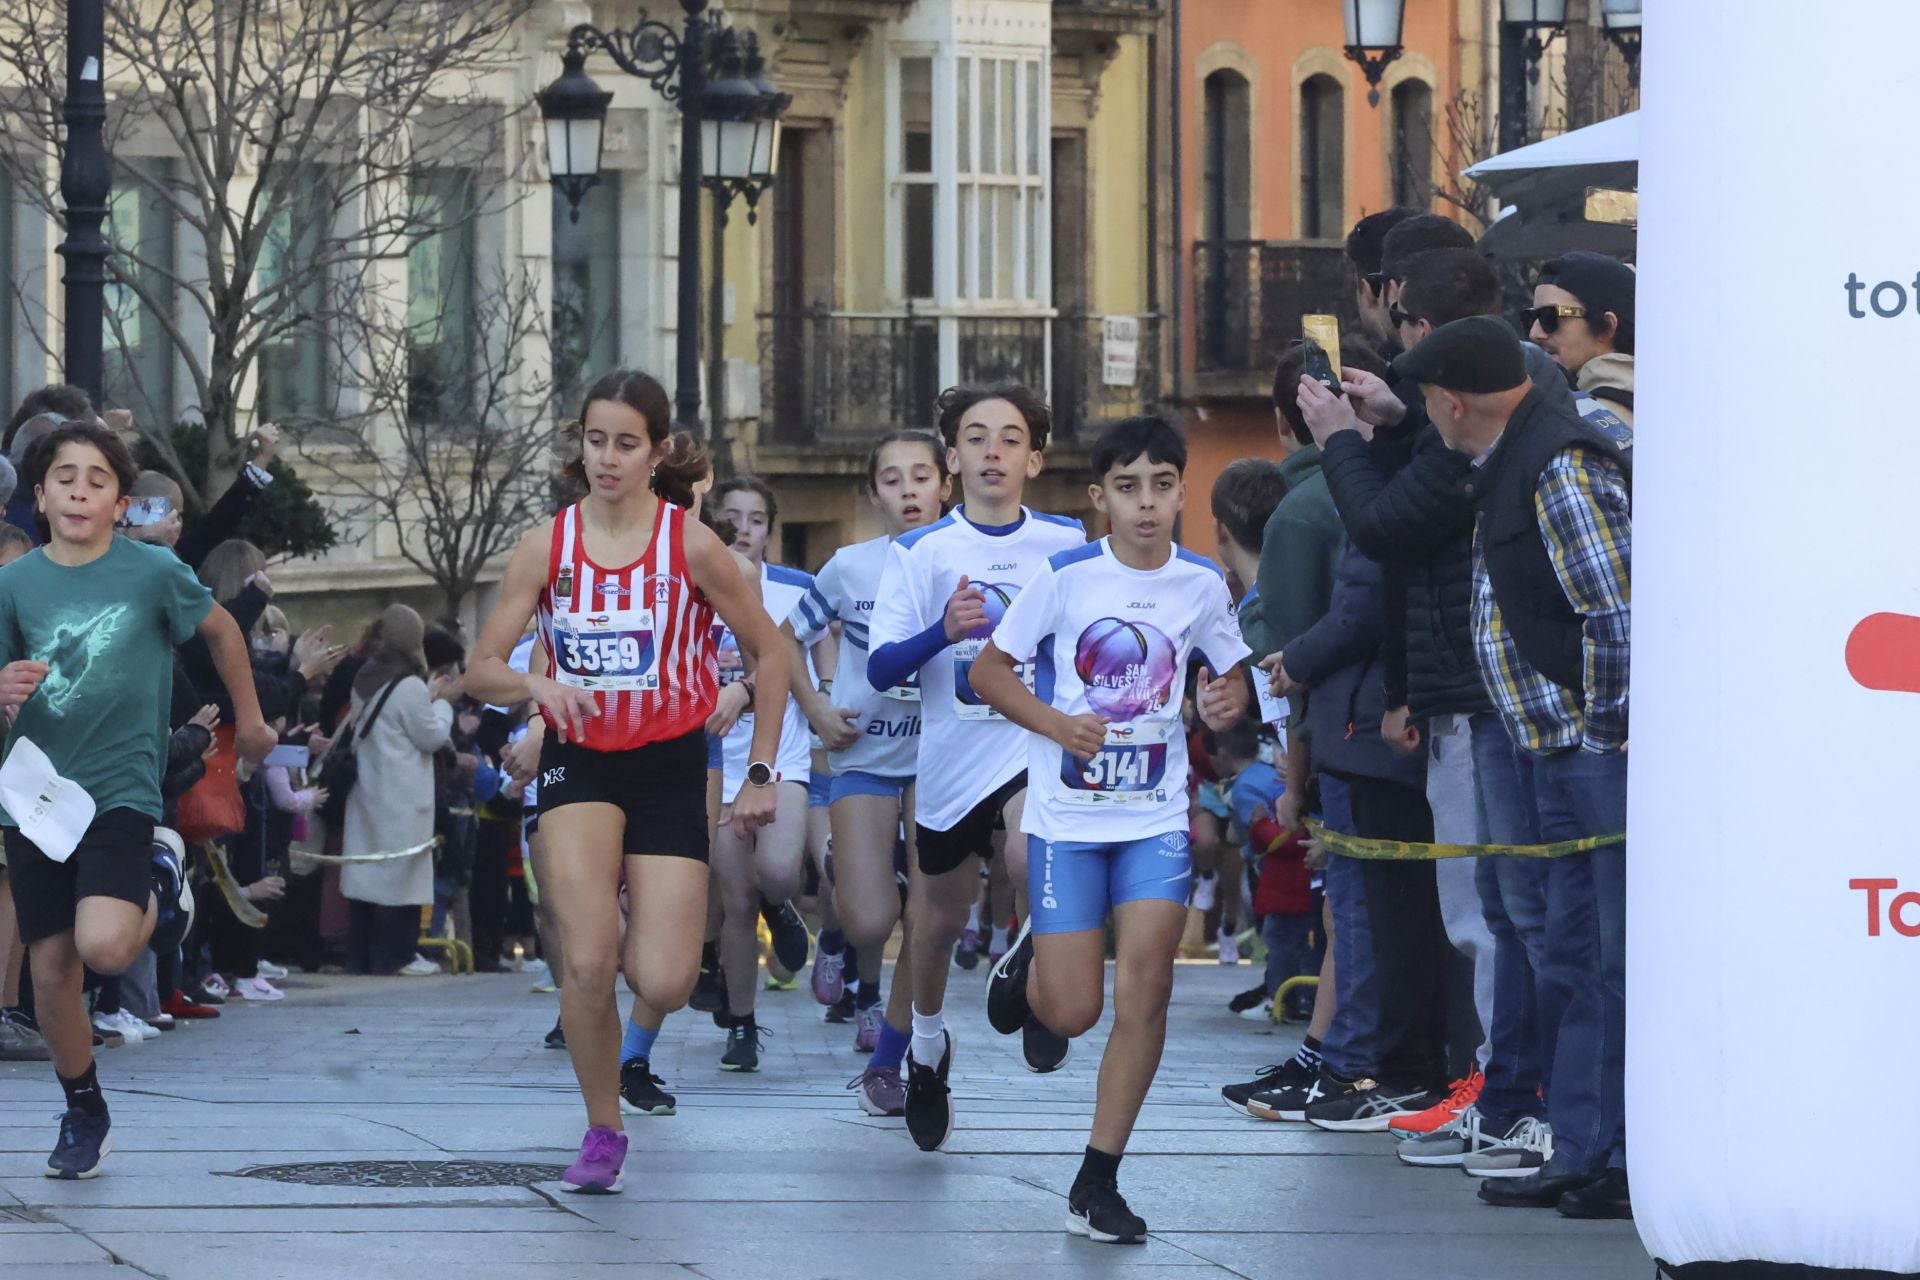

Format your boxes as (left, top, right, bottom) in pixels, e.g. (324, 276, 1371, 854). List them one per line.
(340, 675, 452, 907)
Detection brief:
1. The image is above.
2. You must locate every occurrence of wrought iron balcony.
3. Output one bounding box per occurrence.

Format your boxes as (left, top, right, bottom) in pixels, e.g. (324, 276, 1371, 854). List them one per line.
(759, 310, 1161, 445)
(1193, 240, 1362, 391)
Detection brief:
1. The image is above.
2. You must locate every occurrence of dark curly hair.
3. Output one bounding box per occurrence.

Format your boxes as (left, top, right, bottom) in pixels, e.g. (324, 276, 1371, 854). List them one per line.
(934, 382, 1051, 453)
(561, 369, 710, 505)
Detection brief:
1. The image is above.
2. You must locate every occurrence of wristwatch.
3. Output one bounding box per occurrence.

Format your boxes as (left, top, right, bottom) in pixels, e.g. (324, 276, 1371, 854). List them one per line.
(745, 760, 776, 788)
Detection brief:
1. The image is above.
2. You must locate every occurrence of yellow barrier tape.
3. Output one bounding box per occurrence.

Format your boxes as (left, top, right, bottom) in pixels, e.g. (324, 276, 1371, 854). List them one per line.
(1304, 820, 1622, 862)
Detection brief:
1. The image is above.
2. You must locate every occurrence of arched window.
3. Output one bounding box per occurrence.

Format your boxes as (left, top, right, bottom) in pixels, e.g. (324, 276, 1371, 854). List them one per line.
(1391, 79, 1434, 211)
(1299, 73, 1344, 239)
(1202, 69, 1251, 242)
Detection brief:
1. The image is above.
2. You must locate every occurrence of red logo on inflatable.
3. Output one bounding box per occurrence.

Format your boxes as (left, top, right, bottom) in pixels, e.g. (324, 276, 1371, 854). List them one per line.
(1845, 613, 1920, 691)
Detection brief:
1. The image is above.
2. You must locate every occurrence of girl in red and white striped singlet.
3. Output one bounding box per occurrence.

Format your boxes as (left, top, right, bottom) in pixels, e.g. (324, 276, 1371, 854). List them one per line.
(467, 370, 792, 1192)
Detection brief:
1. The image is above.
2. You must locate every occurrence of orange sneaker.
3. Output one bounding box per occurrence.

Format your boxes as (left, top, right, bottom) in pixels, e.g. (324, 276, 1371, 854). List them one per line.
(1388, 1070, 1483, 1139)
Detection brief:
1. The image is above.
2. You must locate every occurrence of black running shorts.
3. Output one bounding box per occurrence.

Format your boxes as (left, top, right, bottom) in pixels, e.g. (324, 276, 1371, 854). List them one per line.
(536, 729, 709, 861)
(3, 808, 156, 944)
(916, 771, 1027, 878)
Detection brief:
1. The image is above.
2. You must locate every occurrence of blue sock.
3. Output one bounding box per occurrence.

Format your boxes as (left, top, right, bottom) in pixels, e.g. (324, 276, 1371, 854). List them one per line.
(621, 1019, 659, 1065)
(869, 1021, 911, 1072)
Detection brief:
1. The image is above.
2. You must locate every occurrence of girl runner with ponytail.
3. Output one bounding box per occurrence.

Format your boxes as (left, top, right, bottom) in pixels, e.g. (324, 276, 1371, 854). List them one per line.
(783, 431, 949, 1116)
(468, 371, 790, 1195)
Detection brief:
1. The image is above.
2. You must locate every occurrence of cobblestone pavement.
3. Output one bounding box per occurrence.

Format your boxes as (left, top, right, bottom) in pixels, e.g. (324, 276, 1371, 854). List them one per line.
(0, 959, 1651, 1279)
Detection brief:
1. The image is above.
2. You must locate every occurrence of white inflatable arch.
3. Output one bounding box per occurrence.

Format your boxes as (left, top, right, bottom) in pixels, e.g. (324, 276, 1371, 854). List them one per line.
(1632, 3, 1920, 1276)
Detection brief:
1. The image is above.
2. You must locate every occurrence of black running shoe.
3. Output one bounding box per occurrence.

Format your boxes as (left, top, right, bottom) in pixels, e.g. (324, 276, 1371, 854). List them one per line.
(1067, 1181, 1147, 1244)
(985, 917, 1033, 1035)
(619, 1058, 677, 1116)
(544, 1017, 566, 1050)
(1021, 1015, 1070, 1074)
(1221, 1057, 1317, 1115)
(46, 1107, 111, 1180)
(762, 899, 811, 973)
(903, 1029, 954, 1152)
(1226, 983, 1270, 1014)
(148, 830, 194, 956)
(690, 960, 726, 1014)
(823, 988, 857, 1024)
(720, 1019, 764, 1072)
(1246, 1068, 1343, 1122)
(1306, 1079, 1437, 1133)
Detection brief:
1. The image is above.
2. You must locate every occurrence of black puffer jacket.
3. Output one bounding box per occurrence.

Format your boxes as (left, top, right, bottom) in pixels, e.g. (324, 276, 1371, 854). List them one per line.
(1321, 414, 1486, 721)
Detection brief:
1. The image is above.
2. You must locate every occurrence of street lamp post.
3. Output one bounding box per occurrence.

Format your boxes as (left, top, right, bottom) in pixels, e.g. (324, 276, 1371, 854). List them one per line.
(1499, 0, 1568, 151)
(58, 0, 112, 404)
(539, 1, 788, 455)
(1341, 0, 1407, 108)
(1502, 0, 1569, 86)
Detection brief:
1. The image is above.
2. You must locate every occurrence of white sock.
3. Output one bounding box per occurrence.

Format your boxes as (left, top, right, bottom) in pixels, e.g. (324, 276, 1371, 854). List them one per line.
(910, 1006, 947, 1067)
(965, 902, 981, 932)
(990, 925, 1011, 953)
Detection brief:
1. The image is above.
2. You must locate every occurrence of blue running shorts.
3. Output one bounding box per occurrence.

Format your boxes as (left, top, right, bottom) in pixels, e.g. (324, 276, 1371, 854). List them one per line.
(1028, 830, 1194, 935)
(828, 771, 911, 805)
(807, 772, 833, 809)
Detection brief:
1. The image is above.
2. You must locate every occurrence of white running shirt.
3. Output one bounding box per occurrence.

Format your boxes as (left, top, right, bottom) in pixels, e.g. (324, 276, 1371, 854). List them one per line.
(990, 538, 1250, 845)
(717, 562, 817, 800)
(869, 507, 1086, 831)
(789, 535, 920, 778)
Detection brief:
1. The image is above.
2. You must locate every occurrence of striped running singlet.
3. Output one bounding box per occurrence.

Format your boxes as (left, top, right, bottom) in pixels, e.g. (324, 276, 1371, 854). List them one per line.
(536, 500, 717, 752)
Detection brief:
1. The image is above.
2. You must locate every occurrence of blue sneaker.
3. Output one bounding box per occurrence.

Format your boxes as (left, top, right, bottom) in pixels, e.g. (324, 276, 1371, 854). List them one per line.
(47, 1107, 112, 1180)
(149, 828, 194, 956)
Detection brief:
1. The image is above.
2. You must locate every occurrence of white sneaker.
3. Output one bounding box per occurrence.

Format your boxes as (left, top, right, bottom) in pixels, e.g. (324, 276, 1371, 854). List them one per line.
(200, 973, 233, 1000)
(1217, 928, 1242, 965)
(1461, 1116, 1556, 1179)
(92, 1011, 145, 1043)
(233, 976, 286, 1002)
(527, 963, 556, 993)
(124, 1013, 163, 1040)
(1189, 873, 1218, 912)
(399, 955, 441, 977)
(256, 960, 290, 981)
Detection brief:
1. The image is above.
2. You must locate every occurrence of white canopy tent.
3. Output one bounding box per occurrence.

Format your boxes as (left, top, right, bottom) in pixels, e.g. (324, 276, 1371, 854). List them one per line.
(1465, 111, 1639, 260)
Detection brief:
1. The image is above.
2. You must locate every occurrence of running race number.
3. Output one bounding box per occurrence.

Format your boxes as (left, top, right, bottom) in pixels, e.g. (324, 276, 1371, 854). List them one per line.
(952, 638, 1030, 721)
(553, 606, 660, 693)
(1058, 721, 1174, 806)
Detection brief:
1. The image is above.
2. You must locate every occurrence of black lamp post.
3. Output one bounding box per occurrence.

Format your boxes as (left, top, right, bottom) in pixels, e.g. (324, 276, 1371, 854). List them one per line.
(58, 0, 111, 404)
(1341, 0, 1407, 109)
(1600, 0, 1643, 90)
(539, 1, 789, 443)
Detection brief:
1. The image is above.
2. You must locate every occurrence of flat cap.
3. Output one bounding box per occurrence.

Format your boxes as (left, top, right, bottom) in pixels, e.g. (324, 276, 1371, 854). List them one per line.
(1390, 316, 1528, 394)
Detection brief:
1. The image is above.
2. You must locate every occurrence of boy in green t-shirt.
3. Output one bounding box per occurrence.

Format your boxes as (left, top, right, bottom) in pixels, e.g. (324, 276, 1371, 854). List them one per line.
(0, 421, 274, 1179)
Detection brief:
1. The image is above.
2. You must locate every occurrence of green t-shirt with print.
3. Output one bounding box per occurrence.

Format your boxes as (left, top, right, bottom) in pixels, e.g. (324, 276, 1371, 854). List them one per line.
(0, 537, 214, 825)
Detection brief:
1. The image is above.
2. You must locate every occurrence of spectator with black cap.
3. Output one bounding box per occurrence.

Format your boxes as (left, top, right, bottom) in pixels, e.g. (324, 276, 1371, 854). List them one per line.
(1395, 315, 1632, 1222)
(1529, 251, 1636, 444)
(1378, 214, 1476, 316)
(1344, 208, 1417, 349)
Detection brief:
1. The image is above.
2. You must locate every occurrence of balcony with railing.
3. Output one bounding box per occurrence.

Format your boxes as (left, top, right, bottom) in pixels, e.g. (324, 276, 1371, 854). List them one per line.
(1192, 241, 1362, 399)
(1053, 0, 1162, 36)
(758, 310, 1163, 447)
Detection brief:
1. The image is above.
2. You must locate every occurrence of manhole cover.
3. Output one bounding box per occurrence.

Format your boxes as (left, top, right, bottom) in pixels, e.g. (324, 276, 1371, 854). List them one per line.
(232, 1160, 567, 1188)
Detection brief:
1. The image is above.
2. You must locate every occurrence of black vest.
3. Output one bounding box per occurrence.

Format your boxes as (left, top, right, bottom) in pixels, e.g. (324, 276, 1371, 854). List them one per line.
(1464, 386, 1630, 694)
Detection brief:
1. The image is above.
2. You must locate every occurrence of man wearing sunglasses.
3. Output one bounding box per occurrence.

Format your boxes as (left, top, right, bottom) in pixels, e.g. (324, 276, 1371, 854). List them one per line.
(1345, 208, 1416, 348)
(1528, 252, 1635, 446)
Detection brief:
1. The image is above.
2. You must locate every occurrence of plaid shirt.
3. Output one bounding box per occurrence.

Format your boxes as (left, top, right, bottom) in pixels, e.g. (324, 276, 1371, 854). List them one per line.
(1471, 448, 1631, 753)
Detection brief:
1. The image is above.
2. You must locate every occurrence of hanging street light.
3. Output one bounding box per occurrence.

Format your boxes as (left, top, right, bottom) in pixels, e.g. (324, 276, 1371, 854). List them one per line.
(1600, 0, 1643, 90)
(1341, 0, 1407, 109)
(1502, 0, 1569, 86)
(536, 2, 791, 436)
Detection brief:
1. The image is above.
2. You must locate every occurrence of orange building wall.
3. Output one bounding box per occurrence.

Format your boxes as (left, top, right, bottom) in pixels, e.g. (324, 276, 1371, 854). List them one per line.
(1176, 0, 1464, 565)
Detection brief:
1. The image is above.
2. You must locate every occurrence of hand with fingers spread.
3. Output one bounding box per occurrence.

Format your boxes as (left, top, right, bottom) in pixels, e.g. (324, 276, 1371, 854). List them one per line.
(1195, 666, 1248, 732)
(943, 575, 990, 641)
(189, 703, 222, 732)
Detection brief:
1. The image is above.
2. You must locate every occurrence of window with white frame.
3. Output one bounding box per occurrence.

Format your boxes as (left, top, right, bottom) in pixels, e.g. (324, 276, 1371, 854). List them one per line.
(955, 52, 1045, 303)
(104, 156, 177, 430)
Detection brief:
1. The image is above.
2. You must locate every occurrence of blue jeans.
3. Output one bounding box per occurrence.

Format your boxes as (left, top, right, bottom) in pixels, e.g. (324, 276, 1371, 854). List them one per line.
(1316, 775, 1379, 1079)
(1530, 746, 1627, 1177)
(1262, 910, 1319, 998)
(1471, 718, 1556, 1131)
